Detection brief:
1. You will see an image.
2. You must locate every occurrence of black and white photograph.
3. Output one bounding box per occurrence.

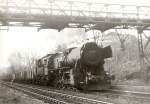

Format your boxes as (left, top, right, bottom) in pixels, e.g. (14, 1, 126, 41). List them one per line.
(0, 0, 150, 104)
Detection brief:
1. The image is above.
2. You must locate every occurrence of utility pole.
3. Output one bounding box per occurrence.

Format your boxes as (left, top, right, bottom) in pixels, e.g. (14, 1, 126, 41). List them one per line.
(137, 26, 147, 81)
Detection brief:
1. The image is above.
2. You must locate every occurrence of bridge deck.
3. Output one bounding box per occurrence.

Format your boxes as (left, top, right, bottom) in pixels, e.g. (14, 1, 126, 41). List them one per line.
(1, 0, 150, 31)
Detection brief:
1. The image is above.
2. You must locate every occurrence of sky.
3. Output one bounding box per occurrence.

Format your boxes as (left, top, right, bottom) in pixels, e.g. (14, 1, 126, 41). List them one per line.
(0, 27, 87, 69)
(0, 0, 150, 70)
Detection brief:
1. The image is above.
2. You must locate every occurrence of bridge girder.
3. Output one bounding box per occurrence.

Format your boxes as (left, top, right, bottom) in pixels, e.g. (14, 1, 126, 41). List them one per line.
(1, 0, 150, 31)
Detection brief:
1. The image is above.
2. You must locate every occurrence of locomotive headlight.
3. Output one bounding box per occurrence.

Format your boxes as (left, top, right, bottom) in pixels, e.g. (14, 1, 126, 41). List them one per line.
(106, 72, 109, 75)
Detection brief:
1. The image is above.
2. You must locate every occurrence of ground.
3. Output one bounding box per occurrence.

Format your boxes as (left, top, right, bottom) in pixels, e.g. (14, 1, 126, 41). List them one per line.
(0, 84, 46, 104)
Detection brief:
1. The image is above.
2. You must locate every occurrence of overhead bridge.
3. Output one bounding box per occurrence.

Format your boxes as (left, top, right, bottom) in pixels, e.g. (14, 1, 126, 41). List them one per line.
(0, 0, 150, 31)
(0, 0, 150, 65)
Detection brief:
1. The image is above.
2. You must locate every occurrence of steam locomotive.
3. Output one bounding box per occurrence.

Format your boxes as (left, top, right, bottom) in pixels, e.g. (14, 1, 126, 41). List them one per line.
(5, 42, 114, 90)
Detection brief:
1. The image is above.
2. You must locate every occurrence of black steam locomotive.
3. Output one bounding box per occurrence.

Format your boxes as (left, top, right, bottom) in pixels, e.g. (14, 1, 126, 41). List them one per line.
(6, 42, 114, 90)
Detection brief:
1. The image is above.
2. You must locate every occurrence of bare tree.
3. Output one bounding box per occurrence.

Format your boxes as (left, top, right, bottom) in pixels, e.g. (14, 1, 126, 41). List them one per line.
(115, 29, 129, 51)
(8, 52, 24, 74)
(8, 51, 37, 74)
(23, 52, 37, 71)
(92, 30, 109, 47)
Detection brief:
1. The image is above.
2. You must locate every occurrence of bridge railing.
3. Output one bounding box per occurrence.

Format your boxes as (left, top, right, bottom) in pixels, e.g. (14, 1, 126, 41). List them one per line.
(0, 0, 150, 20)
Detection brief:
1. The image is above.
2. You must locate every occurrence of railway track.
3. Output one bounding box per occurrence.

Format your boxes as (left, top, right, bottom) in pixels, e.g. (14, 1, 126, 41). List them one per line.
(2, 82, 69, 104)
(103, 89, 150, 101)
(1, 81, 113, 104)
(2, 81, 150, 104)
(106, 84, 150, 101)
(111, 84, 150, 93)
(81, 85, 150, 103)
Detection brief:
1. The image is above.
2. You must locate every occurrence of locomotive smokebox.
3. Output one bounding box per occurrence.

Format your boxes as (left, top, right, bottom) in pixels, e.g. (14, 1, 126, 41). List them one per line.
(81, 42, 112, 66)
(81, 42, 102, 66)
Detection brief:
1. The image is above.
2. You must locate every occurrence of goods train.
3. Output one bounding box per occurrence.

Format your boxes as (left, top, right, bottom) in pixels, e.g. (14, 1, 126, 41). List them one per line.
(4, 42, 114, 90)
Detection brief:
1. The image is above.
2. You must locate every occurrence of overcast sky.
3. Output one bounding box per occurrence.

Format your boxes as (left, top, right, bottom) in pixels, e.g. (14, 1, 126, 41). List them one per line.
(0, 0, 150, 70)
(0, 27, 88, 68)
